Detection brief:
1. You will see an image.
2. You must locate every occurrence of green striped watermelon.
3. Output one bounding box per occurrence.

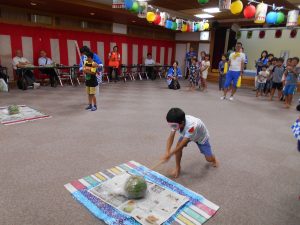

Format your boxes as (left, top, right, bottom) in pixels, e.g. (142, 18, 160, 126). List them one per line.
(124, 175, 147, 199)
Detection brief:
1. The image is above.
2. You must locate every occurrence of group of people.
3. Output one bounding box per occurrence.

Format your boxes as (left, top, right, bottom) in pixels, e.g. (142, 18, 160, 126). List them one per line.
(254, 50, 300, 108)
(166, 47, 211, 91)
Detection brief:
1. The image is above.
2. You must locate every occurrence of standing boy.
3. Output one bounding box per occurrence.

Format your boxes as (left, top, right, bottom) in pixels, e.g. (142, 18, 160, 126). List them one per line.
(84, 52, 98, 111)
(218, 54, 228, 91)
(162, 108, 218, 178)
(270, 57, 285, 101)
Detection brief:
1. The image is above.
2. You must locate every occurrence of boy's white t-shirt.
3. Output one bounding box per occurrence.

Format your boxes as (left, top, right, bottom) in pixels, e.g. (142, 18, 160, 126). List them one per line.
(177, 115, 209, 144)
(145, 58, 155, 65)
(229, 52, 245, 72)
(201, 60, 210, 79)
(258, 71, 269, 83)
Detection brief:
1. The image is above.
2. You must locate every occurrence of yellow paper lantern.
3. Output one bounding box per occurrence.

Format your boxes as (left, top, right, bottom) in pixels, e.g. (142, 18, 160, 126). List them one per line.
(181, 24, 187, 32)
(203, 22, 210, 30)
(298, 15, 300, 26)
(146, 12, 155, 23)
(254, 2, 268, 24)
(230, 0, 243, 15)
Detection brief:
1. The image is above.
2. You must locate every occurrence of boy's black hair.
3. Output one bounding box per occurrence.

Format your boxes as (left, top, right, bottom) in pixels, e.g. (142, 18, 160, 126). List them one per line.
(271, 57, 278, 62)
(268, 53, 274, 58)
(166, 108, 185, 124)
(292, 57, 299, 63)
(278, 57, 284, 62)
(80, 46, 90, 54)
(147, 53, 152, 56)
(191, 57, 197, 62)
(86, 51, 94, 58)
(261, 65, 267, 69)
(174, 61, 179, 66)
(297, 104, 300, 112)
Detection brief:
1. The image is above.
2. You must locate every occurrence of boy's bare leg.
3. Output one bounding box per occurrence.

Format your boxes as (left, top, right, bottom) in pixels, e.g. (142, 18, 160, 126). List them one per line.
(171, 141, 184, 178)
(205, 155, 218, 167)
(289, 95, 293, 106)
(278, 90, 282, 100)
(256, 90, 259, 97)
(88, 94, 92, 104)
(285, 95, 290, 108)
(231, 87, 237, 97)
(92, 95, 97, 106)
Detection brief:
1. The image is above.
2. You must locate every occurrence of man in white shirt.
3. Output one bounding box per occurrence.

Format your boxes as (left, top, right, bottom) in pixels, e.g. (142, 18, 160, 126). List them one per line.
(12, 50, 37, 88)
(144, 53, 156, 80)
(221, 42, 245, 101)
(38, 50, 59, 87)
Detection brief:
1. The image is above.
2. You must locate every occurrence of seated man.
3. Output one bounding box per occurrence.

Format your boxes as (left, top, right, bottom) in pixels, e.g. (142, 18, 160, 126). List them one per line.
(144, 53, 156, 80)
(38, 50, 59, 87)
(12, 50, 39, 89)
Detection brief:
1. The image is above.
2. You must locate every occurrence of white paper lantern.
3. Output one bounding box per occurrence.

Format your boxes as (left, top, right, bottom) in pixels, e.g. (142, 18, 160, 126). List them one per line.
(176, 19, 183, 31)
(137, 2, 148, 18)
(159, 12, 167, 26)
(254, 2, 268, 24)
(287, 10, 299, 27)
(219, 0, 231, 10)
(199, 21, 205, 31)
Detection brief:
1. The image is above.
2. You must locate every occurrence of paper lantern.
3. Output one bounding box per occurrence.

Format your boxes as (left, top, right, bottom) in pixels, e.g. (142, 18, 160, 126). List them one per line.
(198, 0, 209, 4)
(298, 15, 300, 25)
(124, 0, 133, 10)
(153, 13, 161, 25)
(287, 10, 299, 27)
(171, 22, 177, 30)
(131, 1, 139, 13)
(204, 22, 210, 30)
(176, 19, 183, 31)
(230, 0, 243, 15)
(290, 29, 297, 38)
(275, 30, 282, 38)
(181, 24, 187, 32)
(219, 0, 231, 10)
(165, 20, 173, 29)
(194, 22, 199, 32)
(266, 11, 277, 24)
(137, 2, 147, 18)
(159, 12, 167, 26)
(243, 4, 256, 19)
(259, 30, 265, 39)
(276, 12, 285, 25)
(146, 12, 155, 23)
(198, 21, 204, 31)
(254, 2, 268, 24)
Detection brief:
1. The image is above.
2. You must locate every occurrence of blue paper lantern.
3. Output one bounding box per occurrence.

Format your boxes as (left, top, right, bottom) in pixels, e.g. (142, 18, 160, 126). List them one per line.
(165, 20, 173, 29)
(124, 0, 134, 10)
(266, 11, 277, 24)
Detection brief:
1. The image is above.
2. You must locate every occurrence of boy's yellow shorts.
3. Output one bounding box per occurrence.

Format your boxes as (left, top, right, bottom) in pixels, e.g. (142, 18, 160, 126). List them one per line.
(86, 86, 96, 95)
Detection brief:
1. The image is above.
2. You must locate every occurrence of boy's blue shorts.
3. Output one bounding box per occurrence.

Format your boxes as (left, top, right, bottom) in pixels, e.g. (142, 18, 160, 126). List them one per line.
(284, 84, 296, 95)
(178, 137, 213, 157)
(224, 70, 241, 88)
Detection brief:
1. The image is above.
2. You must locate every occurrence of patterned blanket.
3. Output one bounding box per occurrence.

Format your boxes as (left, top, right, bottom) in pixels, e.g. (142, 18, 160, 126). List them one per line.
(65, 161, 219, 225)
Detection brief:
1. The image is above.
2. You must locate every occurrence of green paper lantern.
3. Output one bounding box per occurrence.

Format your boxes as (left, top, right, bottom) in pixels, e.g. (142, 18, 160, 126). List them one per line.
(198, 0, 209, 4)
(276, 12, 285, 25)
(171, 22, 177, 30)
(131, 1, 139, 13)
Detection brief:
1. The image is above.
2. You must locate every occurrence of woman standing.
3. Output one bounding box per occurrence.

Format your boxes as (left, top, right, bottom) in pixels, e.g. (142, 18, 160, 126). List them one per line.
(167, 61, 182, 90)
(255, 50, 268, 90)
(108, 46, 121, 82)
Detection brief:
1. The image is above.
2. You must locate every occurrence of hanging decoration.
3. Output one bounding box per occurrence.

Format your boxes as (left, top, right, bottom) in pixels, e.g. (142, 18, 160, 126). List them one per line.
(113, 0, 125, 9)
(198, 0, 209, 4)
(247, 31, 253, 39)
(204, 22, 210, 30)
(243, 4, 256, 19)
(290, 29, 297, 38)
(181, 23, 187, 32)
(171, 21, 178, 30)
(275, 12, 285, 25)
(275, 30, 282, 38)
(254, 2, 268, 24)
(146, 11, 155, 23)
(219, 0, 231, 10)
(230, 0, 243, 15)
(153, 13, 161, 25)
(131, 1, 139, 13)
(259, 30, 266, 39)
(165, 19, 173, 29)
(266, 11, 277, 24)
(124, 0, 133, 10)
(176, 19, 183, 31)
(159, 12, 167, 27)
(137, 2, 147, 18)
(286, 10, 299, 27)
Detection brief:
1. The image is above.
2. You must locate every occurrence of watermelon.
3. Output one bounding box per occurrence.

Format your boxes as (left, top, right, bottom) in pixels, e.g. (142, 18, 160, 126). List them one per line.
(124, 175, 147, 199)
(8, 105, 20, 115)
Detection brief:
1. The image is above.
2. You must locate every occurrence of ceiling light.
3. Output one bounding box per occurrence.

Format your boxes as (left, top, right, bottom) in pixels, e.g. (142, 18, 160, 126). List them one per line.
(194, 14, 214, 19)
(203, 7, 221, 13)
(90, 12, 95, 15)
(30, 2, 37, 6)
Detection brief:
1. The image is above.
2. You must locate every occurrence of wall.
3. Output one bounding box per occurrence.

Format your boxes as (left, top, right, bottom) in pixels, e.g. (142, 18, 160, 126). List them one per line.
(238, 28, 300, 70)
(0, 23, 175, 79)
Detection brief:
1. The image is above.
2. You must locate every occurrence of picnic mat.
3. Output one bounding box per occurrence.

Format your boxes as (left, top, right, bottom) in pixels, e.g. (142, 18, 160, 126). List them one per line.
(64, 161, 219, 225)
(0, 105, 50, 125)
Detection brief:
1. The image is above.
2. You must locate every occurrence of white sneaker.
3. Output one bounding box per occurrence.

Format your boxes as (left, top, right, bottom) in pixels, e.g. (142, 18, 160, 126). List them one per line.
(229, 96, 234, 101)
(220, 96, 226, 100)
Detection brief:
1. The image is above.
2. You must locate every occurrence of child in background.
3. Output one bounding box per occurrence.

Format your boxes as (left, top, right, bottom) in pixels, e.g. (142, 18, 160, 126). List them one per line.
(256, 66, 269, 97)
(162, 108, 218, 178)
(265, 58, 277, 96)
(218, 54, 228, 91)
(283, 57, 300, 108)
(270, 57, 285, 101)
(200, 54, 210, 91)
(189, 57, 198, 91)
(281, 58, 293, 101)
(84, 52, 98, 111)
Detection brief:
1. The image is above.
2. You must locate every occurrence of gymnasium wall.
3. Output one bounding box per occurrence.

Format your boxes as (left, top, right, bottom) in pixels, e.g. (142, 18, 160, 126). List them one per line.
(0, 23, 175, 80)
(237, 28, 300, 70)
